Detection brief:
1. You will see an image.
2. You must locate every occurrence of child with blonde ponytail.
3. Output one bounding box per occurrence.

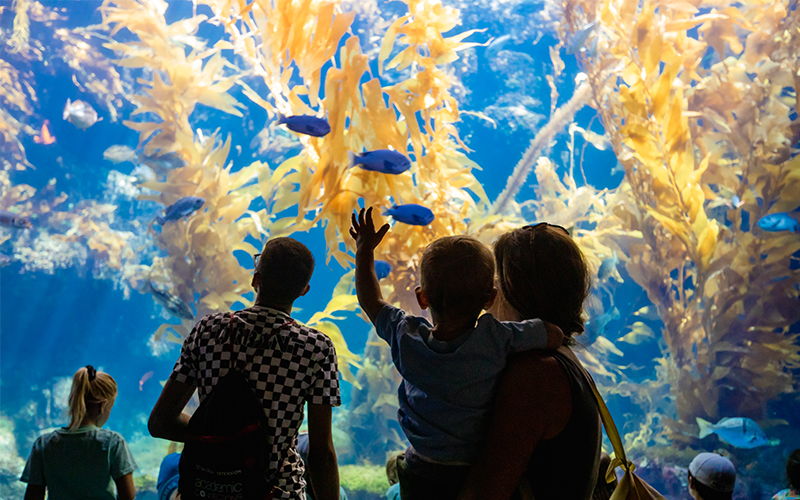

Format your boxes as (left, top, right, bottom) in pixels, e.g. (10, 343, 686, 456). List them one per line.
(20, 365, 138, 500)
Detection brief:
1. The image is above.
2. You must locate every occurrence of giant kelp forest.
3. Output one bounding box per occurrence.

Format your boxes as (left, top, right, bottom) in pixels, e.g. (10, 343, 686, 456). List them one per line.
(1, 0, 799, 491)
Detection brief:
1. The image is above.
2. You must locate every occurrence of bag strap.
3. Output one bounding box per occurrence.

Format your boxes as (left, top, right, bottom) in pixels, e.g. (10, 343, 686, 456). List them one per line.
(584, 367, 637, 484)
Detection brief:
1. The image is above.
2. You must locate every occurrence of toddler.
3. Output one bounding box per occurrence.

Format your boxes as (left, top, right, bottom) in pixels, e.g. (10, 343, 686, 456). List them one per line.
(350, 207, 563, 499)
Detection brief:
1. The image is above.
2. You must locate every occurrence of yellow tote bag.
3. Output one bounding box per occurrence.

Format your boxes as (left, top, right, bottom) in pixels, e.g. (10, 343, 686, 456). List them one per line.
(588, 378, 667, 500)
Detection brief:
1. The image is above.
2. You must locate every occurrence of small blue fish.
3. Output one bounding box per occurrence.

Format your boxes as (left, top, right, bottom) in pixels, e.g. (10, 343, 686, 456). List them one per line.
(0, 210, 32, 229)
(348, 149, 411, 175)
(383, 204, 435, 226)
(155, 196, 205, 225)
(375, 260, 392, 280)
(277, 114, 330, 137)
(583, 306, 620, 345)
(697, 417, 779, 449)
(565, 21, 596, 55)
(756, 209, 799, 233)
(597, 250, 620, 282)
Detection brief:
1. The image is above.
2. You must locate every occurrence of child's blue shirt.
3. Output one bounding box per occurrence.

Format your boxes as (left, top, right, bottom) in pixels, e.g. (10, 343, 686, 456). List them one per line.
(375, 304, 548, 464)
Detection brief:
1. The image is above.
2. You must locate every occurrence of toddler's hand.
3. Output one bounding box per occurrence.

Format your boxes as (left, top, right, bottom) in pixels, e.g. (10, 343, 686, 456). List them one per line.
(543, 321, 564, 349)
(350, 207, 390, 252)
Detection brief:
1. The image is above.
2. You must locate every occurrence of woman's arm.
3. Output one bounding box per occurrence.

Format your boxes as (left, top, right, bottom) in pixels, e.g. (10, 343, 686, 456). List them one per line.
(114, 472, 135, 500)
(458, 351, 572, 500)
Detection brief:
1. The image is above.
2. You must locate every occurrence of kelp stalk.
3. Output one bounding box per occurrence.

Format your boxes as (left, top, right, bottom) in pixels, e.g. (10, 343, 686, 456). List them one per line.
(491, 81, 591, 215)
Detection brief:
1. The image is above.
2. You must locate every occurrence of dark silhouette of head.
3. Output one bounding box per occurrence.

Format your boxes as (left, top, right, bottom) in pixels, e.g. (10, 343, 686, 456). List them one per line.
(254, 237, 315, 308)
(493, 224, 591, 338)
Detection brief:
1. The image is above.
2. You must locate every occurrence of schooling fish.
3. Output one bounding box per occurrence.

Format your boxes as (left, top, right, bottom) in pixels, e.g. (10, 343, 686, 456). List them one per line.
(0, 254, 12, 267)
(348, 149, 411, 175)
(375, 260, 392, 280)
(383, 204, 435, 226)
(146, 280, 195, 320)
(155, 196, 205, 225)
(583, 306, 620, 345)
(565, 21, 597, 55)
(0, 210, 33, 229)
(63, 98, 101, 130)
(697, 417, 779, 449)
(757, 209, 800, 233)
(277, 114, 331, 137)
(34, 120, 55, 145)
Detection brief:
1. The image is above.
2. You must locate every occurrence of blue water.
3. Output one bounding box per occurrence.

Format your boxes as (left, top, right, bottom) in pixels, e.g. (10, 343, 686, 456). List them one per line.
(1, 1, 798, 499)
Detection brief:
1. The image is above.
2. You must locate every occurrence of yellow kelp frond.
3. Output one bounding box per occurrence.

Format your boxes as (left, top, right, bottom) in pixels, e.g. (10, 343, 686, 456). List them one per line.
(7, 0, 30, 55)
(0, 60, 34, 115)
(304, 271, 362, 385)
(100, 0, 243, 161)
(564, 0, 800, 427)
(53, 28, 126, 122)
(0, 107, 33, 171)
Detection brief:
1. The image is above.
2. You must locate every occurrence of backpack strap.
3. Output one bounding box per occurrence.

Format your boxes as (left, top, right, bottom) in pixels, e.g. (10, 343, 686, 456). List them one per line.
(223, 312, 244, 373)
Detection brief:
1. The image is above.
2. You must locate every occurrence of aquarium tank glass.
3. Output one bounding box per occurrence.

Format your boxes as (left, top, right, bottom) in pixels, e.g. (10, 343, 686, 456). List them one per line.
(1, 0, 798, 498)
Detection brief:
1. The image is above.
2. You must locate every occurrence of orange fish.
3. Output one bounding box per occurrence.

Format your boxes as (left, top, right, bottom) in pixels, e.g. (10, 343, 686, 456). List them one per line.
(139, 370, 154, 391)
(34, 120, 55, 145)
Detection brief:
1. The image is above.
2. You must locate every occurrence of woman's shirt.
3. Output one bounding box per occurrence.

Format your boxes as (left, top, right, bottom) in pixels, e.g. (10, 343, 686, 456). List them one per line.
(773, 489, 800, 500)
(20, 425, 138, 500)
(523, 347, 602, 500)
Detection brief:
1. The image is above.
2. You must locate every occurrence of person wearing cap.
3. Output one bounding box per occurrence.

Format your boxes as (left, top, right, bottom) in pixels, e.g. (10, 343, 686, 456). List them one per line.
(688, 452, 736, 500)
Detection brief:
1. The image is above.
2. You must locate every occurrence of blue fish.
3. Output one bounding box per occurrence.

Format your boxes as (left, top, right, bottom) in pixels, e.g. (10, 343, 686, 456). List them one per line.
(0, 210, 32, 229)
(348, 149, 411, 175)
(145, 280, 195, 320)
(155, 196, 205, 225)
(565, 21, 596, 55)
(277, 114, 331, 137)
(697, 417, 779, 449)
(583, 306, 620, 345)
(375, 260, 392, 280)
(756, 209, 799, 233)
(597, 250, 620, 282)
(383, 204, 435, 226)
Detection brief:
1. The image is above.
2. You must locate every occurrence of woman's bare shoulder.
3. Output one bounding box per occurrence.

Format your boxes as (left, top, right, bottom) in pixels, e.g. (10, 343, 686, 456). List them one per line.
(502, 349, 573, 438)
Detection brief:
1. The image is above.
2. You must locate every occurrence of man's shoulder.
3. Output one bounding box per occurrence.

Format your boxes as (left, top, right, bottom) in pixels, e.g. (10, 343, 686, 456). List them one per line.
(288, 321, 335, 350)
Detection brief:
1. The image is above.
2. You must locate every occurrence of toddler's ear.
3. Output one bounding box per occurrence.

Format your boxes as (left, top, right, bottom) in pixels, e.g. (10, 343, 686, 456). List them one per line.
(414, 286, 429, 310)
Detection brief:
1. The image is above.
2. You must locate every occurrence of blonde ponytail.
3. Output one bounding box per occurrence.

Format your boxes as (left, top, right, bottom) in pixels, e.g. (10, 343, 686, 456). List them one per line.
(67, 366, 117, 431)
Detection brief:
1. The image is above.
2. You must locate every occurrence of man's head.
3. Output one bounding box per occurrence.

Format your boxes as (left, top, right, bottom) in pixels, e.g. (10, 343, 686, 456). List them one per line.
(688, 453, 736, 500)
(417, 235, 496, 323)
(253, 237, 315, 308)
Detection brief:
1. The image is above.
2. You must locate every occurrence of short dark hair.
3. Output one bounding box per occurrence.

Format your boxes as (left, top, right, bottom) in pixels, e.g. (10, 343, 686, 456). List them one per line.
(690, 473, 733, 500)
(788, 449, 800, 490)
(257, 237, 314, 304)
(420, 236, 495, 320)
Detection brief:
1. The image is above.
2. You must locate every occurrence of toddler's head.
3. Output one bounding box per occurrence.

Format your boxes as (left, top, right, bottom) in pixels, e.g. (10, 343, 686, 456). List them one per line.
(67, 365, 117, 431)
(419, 236, 495, 324)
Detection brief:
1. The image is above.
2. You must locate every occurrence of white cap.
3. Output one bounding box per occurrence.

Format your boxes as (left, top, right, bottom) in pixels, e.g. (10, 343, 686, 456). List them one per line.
(689, 453, 736, 493)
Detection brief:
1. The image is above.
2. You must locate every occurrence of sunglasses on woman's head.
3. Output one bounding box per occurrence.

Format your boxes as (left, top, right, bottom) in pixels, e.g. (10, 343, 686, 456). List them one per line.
(253, 253, 261, 269)
(523, 222, 570, 235)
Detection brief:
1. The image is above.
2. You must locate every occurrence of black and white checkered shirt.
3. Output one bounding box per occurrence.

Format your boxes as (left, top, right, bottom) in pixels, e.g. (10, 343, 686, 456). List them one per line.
(170, 305, 341, 499)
